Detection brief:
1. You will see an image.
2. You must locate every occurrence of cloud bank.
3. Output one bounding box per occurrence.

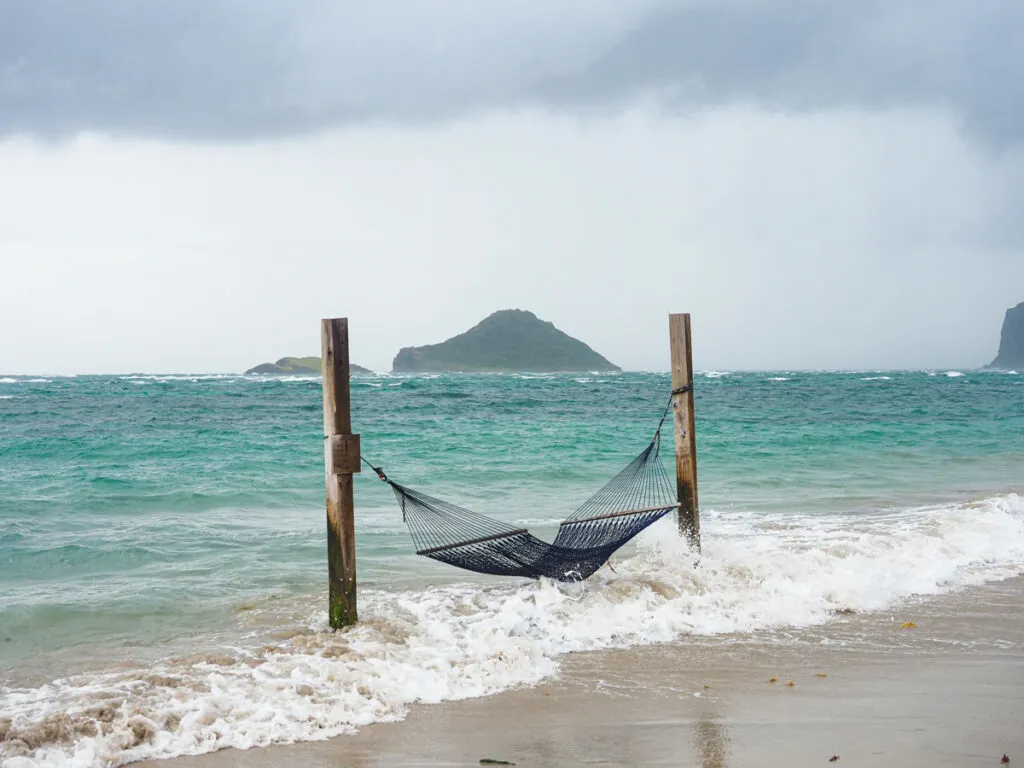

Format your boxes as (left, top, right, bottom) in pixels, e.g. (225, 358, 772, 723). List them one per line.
(2, 1, 1022, 147)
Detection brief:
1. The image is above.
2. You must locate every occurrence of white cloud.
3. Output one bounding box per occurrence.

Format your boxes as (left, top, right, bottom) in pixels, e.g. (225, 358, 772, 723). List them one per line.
(2, 105, 1021, 374)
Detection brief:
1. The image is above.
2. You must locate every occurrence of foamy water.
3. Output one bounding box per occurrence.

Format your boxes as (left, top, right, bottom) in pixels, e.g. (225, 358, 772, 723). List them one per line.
(3, 493, 1023, 768)
(117, 375, 246, 383)
(4, 370, 1023, 767)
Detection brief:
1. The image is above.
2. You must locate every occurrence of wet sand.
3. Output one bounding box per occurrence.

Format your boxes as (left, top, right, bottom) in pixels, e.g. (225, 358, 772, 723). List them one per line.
(144, 578, 1024, 768)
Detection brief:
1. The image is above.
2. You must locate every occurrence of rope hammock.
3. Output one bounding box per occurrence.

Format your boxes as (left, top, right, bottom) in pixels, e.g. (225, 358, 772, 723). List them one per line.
(364, 389, 686, 582)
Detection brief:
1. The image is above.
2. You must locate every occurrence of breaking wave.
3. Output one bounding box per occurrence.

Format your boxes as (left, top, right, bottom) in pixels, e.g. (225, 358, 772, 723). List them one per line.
(3, 493, 1023, 767)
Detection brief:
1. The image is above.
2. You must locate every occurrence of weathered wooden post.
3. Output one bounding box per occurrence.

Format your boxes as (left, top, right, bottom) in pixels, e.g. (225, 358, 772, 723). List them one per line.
(669, 313, 700, 549)
(321, 318, 360, 628)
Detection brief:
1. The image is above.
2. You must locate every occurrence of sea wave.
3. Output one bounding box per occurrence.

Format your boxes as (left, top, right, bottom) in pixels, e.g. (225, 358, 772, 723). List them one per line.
(118, 375, 243, 383)
(3, 493, 1024, 767)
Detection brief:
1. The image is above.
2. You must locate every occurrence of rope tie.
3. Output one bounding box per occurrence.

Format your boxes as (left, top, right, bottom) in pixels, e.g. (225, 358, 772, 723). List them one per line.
(360, 456, 389, 482)
(655, 382, 694, 435)
(323, 438, 389, 482)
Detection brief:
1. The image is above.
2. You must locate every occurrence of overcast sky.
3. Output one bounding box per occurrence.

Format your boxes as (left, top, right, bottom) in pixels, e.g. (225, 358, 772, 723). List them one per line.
(2, 0, 1022, 373)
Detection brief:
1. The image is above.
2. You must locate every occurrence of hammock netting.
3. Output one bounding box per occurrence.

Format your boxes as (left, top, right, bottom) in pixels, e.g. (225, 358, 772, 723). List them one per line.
(381, 431, 678, 581)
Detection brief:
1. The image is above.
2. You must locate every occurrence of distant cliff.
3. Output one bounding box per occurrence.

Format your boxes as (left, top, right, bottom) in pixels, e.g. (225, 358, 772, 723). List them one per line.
(391, 310, 620, 373)
(990, 302, 1024, 369)
(246, 357, 371, 375)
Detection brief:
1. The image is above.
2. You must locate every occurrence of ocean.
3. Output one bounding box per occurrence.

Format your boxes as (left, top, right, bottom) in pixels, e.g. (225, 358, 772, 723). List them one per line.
(1, 370, 1023, 767)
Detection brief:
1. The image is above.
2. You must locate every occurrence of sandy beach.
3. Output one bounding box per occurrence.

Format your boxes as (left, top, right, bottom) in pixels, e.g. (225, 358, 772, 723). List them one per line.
(139, 577, 1024, 768)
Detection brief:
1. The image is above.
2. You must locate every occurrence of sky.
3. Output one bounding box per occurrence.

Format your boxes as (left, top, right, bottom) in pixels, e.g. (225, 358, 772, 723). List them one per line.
(1, 0, 1023, 374)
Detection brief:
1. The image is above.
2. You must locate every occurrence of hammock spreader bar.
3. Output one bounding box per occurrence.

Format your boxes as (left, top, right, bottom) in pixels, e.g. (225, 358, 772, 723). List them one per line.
(560, 503, 681, 527)
(416, 528, 530, 556)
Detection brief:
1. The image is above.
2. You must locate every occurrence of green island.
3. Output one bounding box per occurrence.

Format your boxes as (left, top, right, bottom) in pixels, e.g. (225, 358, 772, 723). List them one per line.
(245, 357, 372, 375)
(391, 309, 620, 373)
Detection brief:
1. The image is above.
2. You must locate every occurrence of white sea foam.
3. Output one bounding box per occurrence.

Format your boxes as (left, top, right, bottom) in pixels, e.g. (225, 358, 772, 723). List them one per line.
(945, 371, 965, 377)
(0, 378, 18, 384)
(119, 374, 242, 383)
(700, 371, 730, 378)
(862, 376, 892, 381)
(766, 377, 790, 382)
(4, 493, 1024, 767)
(0, 395, 15, 399)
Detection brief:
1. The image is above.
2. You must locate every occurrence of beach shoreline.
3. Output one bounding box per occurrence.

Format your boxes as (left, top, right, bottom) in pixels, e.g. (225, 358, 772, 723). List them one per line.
(4, 372, 1022, 768)
(139, 577, 1024, 768)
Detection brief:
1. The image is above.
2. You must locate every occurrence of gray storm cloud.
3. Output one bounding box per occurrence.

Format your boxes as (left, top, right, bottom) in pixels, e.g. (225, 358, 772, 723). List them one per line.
(2, 1, 1023, 375)
(2, 0, 1023, 146)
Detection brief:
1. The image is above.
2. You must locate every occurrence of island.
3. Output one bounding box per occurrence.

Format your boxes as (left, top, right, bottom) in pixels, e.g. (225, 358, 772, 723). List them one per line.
(391, 309, 620, 373)
(990, 301, 1024, 369)
(246, 357, 372, 375)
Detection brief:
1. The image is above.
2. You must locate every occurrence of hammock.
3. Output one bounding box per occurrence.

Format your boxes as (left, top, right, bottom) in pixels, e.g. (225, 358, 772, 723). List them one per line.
(368, 415, 680, 582)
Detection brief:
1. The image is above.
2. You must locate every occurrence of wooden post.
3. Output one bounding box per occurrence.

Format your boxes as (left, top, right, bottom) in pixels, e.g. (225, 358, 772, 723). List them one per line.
(322, 318, 360, 628)
(669, 313, 700, 549)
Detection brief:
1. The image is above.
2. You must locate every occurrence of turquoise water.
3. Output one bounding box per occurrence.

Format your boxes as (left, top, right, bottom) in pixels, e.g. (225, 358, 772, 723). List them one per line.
(1, 370, 1023, 766)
